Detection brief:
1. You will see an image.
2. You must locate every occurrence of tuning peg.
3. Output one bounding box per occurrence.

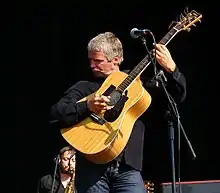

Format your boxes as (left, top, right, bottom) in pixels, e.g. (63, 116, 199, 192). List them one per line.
(184, 7, 189, 15)
(192, 24, 196, 27)
(198, 20, 202, 23)
(168, 20, 177, 29)
(180, 13, 185, 21)
(186, 28, 191, 32)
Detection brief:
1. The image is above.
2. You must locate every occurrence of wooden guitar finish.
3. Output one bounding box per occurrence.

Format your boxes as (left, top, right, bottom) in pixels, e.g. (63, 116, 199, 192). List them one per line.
(60, 9, 202, 164)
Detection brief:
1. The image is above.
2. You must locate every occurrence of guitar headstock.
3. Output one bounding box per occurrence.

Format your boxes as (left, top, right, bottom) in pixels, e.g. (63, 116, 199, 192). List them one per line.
(144, 180, 154, 193)
(169, 8, 202, 32)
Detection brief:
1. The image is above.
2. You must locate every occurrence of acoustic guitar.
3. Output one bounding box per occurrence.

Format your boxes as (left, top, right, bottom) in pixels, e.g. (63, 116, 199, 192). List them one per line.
(61, 9, 202, 164)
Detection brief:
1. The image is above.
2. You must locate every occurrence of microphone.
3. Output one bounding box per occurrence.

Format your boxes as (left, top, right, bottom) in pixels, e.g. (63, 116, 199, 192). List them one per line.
(130, 28, 150, 39)
(54, 155, 60, 163)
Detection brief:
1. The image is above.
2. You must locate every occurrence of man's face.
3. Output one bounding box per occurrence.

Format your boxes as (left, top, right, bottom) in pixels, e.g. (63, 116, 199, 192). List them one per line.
(88, 51, 119, 78)
(60, 150, 76, 174)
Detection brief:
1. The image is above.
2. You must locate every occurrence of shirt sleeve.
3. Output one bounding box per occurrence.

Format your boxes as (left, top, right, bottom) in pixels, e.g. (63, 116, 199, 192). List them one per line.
(142, 66, 187, 104)
(163, 66, 187, 104)
(49, 81, 92, 127)
(36, 177, 47, 193)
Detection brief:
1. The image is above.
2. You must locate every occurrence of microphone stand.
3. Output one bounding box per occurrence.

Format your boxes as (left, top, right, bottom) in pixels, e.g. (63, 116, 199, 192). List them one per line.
(139, 36, 196, 193)
(51, 155, 59, 193)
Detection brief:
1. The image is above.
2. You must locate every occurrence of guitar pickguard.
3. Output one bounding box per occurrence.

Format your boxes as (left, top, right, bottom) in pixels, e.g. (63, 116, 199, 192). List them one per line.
(104, 92, 128, 122)
(103, 85, 129, 122)
(89, 85, 129, 124)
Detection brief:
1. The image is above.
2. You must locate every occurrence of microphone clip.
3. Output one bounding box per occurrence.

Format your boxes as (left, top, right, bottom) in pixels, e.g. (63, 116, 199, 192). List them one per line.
(151, 70, 167, 84)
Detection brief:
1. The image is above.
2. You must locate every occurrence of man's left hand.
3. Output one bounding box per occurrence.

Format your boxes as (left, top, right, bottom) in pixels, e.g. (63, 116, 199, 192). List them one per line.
(153, 43, 176, 72)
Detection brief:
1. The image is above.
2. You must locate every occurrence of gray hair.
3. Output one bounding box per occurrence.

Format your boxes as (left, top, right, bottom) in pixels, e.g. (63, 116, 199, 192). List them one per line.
(87, 32, 124, 65)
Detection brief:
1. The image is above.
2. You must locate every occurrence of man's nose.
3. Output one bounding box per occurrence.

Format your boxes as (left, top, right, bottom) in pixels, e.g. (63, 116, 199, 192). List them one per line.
(90, 60, 96, 68)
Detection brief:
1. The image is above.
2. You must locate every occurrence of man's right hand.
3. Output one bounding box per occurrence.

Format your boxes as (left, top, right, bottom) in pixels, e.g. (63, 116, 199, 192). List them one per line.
(87, 93, 112, 113)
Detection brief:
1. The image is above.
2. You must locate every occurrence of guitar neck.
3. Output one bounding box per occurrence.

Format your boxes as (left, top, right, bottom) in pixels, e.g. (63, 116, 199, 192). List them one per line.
(117, 27, 179, 92)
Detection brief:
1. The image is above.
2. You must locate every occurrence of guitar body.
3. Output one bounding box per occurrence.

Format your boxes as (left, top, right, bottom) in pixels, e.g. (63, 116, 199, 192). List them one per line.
(61, 71, 152, 164)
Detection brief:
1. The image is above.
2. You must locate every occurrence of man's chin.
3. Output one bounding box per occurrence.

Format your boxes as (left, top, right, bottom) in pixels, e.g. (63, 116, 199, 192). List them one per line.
(92, 71, 107, 78)
(61, 168, 69, 174)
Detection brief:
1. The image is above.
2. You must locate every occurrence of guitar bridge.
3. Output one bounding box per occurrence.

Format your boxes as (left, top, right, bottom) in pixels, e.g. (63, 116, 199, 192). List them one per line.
(90, 113, 106, 125)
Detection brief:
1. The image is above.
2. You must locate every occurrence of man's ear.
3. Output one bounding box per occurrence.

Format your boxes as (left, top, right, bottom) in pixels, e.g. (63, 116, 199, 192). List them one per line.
(112, 56, 120, 65)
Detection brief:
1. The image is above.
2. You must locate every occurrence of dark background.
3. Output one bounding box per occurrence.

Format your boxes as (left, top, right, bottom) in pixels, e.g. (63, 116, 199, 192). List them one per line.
(15, 2, 219, 193)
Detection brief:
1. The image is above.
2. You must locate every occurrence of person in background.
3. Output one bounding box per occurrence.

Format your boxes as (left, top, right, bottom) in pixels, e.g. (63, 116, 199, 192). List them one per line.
(37, 145, 77, 193)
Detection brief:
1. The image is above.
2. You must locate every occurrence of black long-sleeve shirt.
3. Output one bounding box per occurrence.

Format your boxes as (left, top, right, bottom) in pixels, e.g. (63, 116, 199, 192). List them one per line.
(50, 67, 186, 171)
(37, 172, 77, 193)
(37, 173, 64, 193)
